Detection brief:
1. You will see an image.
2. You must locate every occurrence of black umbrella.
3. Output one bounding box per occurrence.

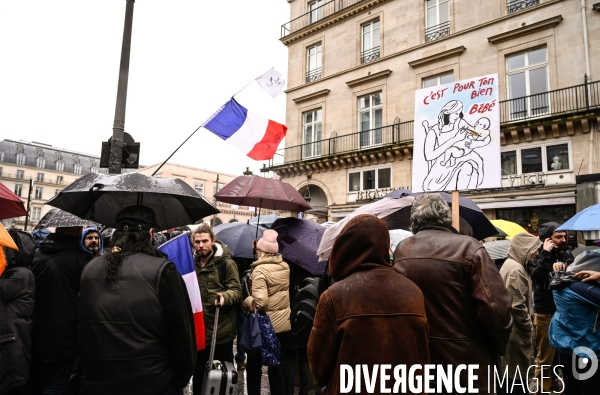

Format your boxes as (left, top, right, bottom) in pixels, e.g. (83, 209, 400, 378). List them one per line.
(33, 208, 100, 231)
(45, 173, 219, 230)
(384, 189, 497, 240)
(213, 222, 264, 259)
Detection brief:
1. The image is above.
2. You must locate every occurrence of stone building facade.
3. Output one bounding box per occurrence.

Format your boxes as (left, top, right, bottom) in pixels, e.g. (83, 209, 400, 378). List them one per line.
(270, 0, 600, 235)
(0, 139, 109, 229)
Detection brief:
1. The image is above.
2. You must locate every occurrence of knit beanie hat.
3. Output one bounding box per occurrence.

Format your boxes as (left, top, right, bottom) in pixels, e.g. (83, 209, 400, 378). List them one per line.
(256, 229, 279, 254)
(538, 222, 561, 241)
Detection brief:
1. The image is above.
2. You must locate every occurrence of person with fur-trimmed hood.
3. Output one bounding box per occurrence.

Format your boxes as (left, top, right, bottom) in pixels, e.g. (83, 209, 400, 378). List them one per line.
(499, 232, 542, 394)
(191, 224, 242, 394)
(530, 222, 573, 392)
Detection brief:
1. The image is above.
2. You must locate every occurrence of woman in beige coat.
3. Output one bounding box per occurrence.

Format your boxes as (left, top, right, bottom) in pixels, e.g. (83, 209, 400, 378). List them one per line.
(499, 232, 542, 394)
(243, 229, 291, 395)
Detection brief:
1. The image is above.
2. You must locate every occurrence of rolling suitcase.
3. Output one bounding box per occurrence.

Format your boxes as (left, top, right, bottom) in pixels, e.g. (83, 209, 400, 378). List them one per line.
(201, 302, 238, 395)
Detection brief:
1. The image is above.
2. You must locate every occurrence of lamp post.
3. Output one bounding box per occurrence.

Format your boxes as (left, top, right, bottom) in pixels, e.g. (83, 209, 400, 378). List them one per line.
(303, 174, 312, 204)
(212, 174, 219, 227)
(108, 0, 135, 174)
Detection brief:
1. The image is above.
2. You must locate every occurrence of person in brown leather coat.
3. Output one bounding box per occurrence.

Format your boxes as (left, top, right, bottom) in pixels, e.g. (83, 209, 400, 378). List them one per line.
(394, 193, 513, 393)
(308, 214, 429, 394)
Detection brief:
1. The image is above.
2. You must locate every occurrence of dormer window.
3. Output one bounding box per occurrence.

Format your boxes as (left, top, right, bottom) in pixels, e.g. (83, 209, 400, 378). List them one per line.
(74, 164, 82, 174)
(56, 161, 64, 172)
(36, 156, 46, 169)
(16, 153, 26, 165)
(0, 150, 4, 162)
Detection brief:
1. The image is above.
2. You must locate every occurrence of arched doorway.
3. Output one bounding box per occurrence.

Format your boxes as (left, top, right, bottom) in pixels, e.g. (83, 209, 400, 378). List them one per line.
(229, 219, 239, 223)
(298, 184, 328, 222)
(210, 217, 222, 227)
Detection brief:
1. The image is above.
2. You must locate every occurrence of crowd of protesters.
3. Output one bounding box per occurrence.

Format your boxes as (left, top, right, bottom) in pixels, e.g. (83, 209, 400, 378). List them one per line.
(1, 193, 599, 395)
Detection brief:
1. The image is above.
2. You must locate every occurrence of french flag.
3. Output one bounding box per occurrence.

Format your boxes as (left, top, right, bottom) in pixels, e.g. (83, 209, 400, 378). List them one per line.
(203, 98, 287, 160)
(158, 233, 206, 350)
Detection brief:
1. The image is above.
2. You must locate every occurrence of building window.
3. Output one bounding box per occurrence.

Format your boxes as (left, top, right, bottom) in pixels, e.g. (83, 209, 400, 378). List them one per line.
(36, 156, 46, 168)
(507, 0, 540, 14)
(425, 0, 450, 42)
(361, 20, 380, 64)
(306, 44, 322, 83)
(32, 207, 41, 222)
(16, 170, 24, 179)
(74, 164, 82, 174)
(56, 161, 64, 172)
(37, 173, 44, 182)
(309, 0, 324, 24)
(14, 184, 22, 197)
(0, 150, 4, 162)
(303, 109, 322, 159)
(16, 153, 26, 165)
(359, 92, 383, 148)
(35, 187, 43, 199)
(194, 181, 205, 196)
(90, 167, 98, 174)
(506, 46, 549, 120)
(422, 72, 454, 88)
(56, 176, 64, 185)
(501, 142, 571, 175)
(348, 167, 392, 192)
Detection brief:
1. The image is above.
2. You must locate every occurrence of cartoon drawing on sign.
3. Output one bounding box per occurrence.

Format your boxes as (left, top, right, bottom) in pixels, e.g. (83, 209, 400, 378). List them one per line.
(421, 100, 492, 191)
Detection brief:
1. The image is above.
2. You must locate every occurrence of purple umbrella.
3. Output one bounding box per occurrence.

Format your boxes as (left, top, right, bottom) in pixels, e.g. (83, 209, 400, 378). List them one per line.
(271, 217, 328, 276)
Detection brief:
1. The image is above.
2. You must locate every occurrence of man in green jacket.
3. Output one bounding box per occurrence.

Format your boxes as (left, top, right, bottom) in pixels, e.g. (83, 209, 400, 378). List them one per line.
(191, 224, 242, 394)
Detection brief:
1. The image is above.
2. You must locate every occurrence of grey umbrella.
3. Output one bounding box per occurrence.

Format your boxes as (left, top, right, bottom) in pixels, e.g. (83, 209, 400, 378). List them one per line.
(45, 173, 219, 230)
(214, 222, 264, 259)
(33, 208, 100, 231)
(483, 239, 511, 260)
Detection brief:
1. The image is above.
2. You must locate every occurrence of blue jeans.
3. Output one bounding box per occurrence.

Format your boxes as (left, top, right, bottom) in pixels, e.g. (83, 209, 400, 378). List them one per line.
(236, 308, 247, 364)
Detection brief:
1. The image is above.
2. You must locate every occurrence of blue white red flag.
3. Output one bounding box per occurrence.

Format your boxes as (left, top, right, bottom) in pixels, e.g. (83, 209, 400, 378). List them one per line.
(158, 233, 206, 350)
(202, 98, 287, 160)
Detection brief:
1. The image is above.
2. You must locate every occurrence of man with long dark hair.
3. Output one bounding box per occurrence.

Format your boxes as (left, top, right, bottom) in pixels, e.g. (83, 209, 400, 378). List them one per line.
(78, 205, 196, 395)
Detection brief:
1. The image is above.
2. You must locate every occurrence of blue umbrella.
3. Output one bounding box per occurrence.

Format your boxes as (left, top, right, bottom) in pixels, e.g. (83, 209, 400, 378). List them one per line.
(249, 215, 282, 228)
(271, 217, 328, 276)
(384, 189, 497, 241)
(214, 222, 264, 259)
(556, 203, 600, 231)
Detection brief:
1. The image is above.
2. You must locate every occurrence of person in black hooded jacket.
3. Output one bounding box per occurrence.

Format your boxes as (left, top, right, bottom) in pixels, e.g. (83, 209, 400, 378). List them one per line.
(0, 229, 36, 395)
(25, 227, 92, 395)
(530, 221, 574, 392)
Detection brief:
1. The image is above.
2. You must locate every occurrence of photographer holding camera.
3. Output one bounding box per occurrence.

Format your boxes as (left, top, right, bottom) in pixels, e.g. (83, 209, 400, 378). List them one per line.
(531, 222, 574, 392)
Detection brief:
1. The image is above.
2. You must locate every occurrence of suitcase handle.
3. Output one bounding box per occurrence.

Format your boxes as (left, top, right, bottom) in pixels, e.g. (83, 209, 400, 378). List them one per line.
(206, 301, 221, 371)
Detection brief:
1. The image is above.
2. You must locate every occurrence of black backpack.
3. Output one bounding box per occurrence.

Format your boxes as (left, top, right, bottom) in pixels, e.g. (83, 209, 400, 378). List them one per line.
(290, 273, 330, 347)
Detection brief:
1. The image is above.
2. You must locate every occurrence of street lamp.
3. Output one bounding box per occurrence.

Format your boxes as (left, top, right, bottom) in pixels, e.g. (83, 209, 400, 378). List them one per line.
(303, 174, 312, 204)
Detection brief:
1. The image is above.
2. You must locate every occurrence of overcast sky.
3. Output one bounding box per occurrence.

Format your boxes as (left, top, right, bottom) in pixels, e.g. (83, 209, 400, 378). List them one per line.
(0, 1, 289, 176)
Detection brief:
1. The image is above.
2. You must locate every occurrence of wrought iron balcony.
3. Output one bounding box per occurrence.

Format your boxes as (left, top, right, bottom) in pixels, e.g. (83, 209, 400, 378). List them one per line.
(281, 0, 366, 38)
(361, 47, 380, 64)
(507, 0, 540, 14)
(306, 68, 322, 83)
(270, 79, 600, 168)
(499, 80, 600, 123)
(425, 21, 450, 42)
(272, 121, 414, 165)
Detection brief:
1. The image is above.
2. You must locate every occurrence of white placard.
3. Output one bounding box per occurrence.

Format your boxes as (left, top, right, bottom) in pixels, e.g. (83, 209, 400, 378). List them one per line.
(412, 73, 501, 193)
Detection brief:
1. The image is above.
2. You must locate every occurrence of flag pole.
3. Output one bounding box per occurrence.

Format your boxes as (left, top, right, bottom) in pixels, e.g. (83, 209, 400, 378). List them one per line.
(231, 67, 274, 98)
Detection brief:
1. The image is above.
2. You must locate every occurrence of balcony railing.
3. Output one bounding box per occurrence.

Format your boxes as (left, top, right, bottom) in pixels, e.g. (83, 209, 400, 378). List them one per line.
(425, 21, 450, 42)
(273, 121, 413, 165)
(507, 0, 540, 14)
(361, 47, 380, 64)
(281, 0, 366, 38)
(306, 68, 322, 83)
(500, 80, 600, 123)
(271, 80, 600, 167)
